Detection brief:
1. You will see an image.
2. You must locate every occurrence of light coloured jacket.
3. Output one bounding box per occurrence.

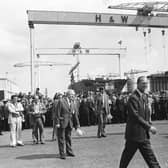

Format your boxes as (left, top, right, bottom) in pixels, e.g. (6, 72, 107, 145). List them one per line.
(7, 102, 24, 124)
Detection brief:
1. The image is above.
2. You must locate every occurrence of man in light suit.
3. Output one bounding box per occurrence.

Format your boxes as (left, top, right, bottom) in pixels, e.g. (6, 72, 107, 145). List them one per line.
(119, 76, 160, 168)
(55, 89, 80, 159)
(8, 95, 24, 147)
(96, 87, 110, 138)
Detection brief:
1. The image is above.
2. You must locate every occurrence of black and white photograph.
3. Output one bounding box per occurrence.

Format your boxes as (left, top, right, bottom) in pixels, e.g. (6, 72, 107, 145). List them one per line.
(0, 0, 168, 167)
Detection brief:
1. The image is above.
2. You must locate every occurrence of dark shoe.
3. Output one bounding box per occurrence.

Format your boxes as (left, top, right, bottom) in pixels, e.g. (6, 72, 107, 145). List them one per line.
(40, 141, 45, 144)
(10, 145, 16, 148)
(0, 132, 3, 135)
(60, 155, 66, 159)
(66, 152, 75, 157)
(97, 135, 101, 138)
(36, 141, 39, 144)
(101, 134, 107, 137)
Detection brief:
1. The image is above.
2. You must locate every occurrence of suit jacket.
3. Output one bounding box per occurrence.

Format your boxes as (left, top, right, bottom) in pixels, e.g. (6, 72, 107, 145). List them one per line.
(0, 102, 5, 119)
(125, 89, 151, 142)
(96, 93, 110, 115)
(52, 100, 59, 120)
(55, 97, 80, 129)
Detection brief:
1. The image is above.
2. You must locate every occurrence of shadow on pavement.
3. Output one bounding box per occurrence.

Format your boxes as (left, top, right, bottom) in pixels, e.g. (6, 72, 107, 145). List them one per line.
(16, 154, 59, 160)
(0, 145, 10, 148)
(73, 132, 124, 139)
(159, 133, 168, 138)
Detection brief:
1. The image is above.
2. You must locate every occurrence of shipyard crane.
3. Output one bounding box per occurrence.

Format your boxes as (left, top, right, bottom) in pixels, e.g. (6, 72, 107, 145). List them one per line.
(27, 4, 168, 92)
(36, 46, 127, 82)
(124, 69, 148, 78)
(14, 61, 71, 67)
(108, 1, 168, 14)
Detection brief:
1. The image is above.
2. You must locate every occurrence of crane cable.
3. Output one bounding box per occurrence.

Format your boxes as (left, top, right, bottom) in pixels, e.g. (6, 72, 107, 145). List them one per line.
(148, 28, 152, 68)
(143, 28, 148, 65)
(161, 29, 166, 70)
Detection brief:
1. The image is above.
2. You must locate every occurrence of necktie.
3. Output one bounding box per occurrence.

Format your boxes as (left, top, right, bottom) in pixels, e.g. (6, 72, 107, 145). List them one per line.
(102, 94, 104, 107)
(70, 100, 75, 114)
(142, 94, 146, 111)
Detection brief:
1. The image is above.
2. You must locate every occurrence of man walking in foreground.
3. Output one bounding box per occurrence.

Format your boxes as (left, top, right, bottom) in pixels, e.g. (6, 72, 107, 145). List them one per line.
(119, 76, 161, 168)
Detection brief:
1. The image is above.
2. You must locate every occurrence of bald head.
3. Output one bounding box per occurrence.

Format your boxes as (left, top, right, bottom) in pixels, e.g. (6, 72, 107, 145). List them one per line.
(66, 89, 75, 100)
(66, 89, 75, 96)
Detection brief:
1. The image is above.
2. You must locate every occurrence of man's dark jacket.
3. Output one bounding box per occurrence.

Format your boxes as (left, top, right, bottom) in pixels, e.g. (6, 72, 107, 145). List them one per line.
(55, 98, 80, 129)
(125, 90, 151, 142)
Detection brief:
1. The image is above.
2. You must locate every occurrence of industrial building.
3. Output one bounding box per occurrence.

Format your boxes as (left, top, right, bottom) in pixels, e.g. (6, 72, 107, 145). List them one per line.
(0, 78, 19, 101)
(148, 71, 168, 93)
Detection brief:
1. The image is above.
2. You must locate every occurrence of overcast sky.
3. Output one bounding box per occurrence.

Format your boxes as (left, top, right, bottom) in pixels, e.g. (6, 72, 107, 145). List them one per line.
(0, 0, 167, 97)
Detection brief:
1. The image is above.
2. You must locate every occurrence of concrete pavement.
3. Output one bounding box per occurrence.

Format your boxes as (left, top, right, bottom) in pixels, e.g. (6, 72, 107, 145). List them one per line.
(0, 121, 168, 168)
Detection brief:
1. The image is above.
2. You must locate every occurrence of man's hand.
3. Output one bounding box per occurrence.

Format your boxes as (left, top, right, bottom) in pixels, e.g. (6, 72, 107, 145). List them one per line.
(56, 124, 60, 128)
(149, 126, 157, 134)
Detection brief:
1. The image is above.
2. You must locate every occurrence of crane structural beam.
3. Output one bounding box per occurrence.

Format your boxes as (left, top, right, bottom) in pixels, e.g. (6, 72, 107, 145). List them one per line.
(37, 53, 121, 56)
(69, 61, 80, 75)
(124, 69, 148, 76)
(36, 47, 126, 57)
(108, 2, 168, 13)
(27, 10, 168, 28)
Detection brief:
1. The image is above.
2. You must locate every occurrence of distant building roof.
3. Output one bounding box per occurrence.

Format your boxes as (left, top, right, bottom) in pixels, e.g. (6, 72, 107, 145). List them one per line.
(148, 71, 168, 78)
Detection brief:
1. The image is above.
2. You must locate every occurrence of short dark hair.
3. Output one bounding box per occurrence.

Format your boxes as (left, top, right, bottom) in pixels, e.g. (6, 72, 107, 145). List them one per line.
(11, 95, 18, 100)
(137, 76, 147, 84)
(99, 87, 104, 92)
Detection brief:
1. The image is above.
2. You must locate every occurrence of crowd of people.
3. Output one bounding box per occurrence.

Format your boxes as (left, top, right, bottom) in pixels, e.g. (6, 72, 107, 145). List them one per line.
(0, 77, 164, 166)
(0, 86, 168, 136)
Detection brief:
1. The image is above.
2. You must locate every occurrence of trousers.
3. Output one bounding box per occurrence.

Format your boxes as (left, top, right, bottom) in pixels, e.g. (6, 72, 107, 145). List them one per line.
(97, 110, 106, 136)
(57, 126, 73, 156)
(119, 140, 161, 168)
(34, 117, 44, 142)
(9, 116, 22, 146)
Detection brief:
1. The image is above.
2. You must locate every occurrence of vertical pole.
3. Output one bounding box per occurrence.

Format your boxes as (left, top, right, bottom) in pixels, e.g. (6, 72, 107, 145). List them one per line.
(148, 28, 151, 67)
(29, 22, 35, 94)
(77, 54, 80, 81)
(36, 54, 40, 89)
(143, 30, 148, 65)
(162, 30, 166, 70)
(118, 54, 121, 78)
(118, 40, 122, 78)
(37, 64, 40, 89)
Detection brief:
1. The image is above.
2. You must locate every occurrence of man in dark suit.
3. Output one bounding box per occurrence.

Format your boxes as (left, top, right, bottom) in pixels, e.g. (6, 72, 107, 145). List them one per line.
(0, 101, 5, 135)
(119, 76, 160, 168)
(55, 89, 80, 159)
(96, 87, 110, 138)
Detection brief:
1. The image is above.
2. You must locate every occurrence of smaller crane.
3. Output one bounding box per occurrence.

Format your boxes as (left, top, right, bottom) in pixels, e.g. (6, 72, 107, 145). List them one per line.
(14, 61, 71, 89)
(124, 69, 148, 78)
(14, 61, 71, 67)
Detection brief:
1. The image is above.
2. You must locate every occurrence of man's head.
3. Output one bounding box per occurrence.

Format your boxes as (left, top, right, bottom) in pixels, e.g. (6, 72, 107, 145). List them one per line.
(137, 76, 148, 93)
(33, 95, 40, 103)
(99, 87, 104, 94)
(66, 89, 75, 100)
(11, 95, 18, 104)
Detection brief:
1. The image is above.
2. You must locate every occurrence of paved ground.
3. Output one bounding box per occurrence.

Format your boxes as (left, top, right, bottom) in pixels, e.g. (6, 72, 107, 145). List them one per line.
(0, 121, 168, 168)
